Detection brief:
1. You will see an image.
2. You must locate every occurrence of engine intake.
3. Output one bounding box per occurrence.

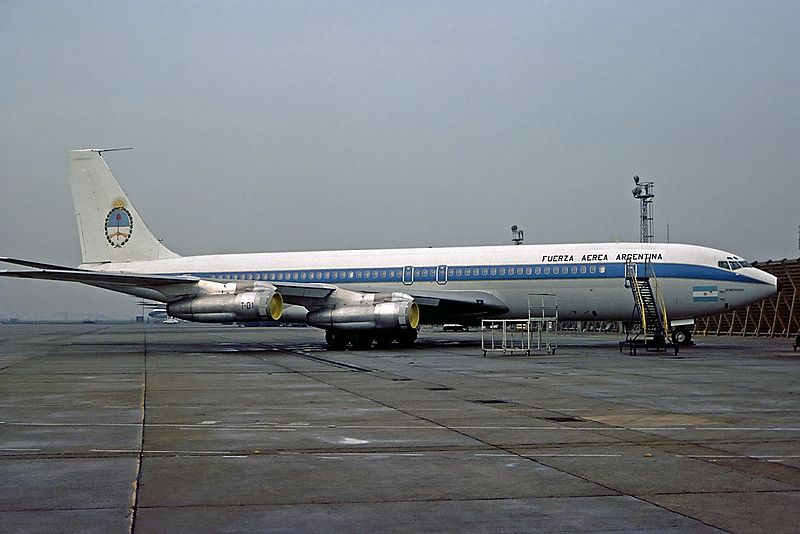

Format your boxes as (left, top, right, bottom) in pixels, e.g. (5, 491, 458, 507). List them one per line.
(167, 291, 283, 323)
(306, 300, 419, 331)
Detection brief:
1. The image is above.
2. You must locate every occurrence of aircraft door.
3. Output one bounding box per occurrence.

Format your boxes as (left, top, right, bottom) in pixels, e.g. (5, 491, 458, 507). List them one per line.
(403, 265, 414, 285)
(436, 265, 448, 285)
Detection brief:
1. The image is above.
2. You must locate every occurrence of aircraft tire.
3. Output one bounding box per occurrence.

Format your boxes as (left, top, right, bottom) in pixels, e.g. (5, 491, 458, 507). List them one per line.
(672, 327, 692, 346)
(351, 332, 374, 350)
(374, 334, 394, 348)
(325, 330, 348, 351)
(395, 329, 418, 348)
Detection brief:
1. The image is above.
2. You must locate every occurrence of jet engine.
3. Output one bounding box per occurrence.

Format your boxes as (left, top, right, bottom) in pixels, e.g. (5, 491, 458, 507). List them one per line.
(167, 291, 283, 323)
(306, 300, 419, 331)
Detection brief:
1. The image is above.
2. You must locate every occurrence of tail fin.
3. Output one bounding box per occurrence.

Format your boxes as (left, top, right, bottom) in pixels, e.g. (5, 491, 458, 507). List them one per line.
(69, 149, 179, 264)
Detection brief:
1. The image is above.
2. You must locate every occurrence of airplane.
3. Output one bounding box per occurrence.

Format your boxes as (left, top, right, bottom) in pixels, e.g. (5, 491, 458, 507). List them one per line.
(1, 148, 778, 349)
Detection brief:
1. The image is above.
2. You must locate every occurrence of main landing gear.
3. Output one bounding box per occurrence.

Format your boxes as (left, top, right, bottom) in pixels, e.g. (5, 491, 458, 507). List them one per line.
(671, 326, 693, 346)
(325, 329, 418, 350)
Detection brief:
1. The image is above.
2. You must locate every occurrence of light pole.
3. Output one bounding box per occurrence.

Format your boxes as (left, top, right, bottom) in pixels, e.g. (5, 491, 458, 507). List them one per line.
(511, 225, 524, 245)
(631, 175, 655, 243)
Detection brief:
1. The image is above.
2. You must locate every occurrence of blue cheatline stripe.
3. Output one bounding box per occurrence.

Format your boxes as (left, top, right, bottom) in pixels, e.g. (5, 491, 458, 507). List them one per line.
(692, 285, 718, 291)
(179, 261, 768, 286)
(693, 296, 719, 302)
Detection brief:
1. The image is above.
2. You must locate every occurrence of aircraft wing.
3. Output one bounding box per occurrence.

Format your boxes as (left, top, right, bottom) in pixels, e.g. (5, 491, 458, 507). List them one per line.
(400, 288, 509, 324)
(0, 256, 84, 271)
(1, 257, 505, 323)
(271, 281, 337, 299)
(0, 268, 200, 286)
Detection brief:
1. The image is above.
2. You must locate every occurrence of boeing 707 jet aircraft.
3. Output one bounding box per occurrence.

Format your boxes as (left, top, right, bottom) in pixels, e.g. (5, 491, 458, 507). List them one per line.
(1, 149, 778, 349)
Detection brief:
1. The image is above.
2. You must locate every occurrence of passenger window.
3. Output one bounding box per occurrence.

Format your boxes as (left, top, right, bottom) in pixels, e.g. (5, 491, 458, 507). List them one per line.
(535, 267, 541, 275)
(544, 267, 550, 274)
(517, 267, 523, 275)
(526, 267, 532, 275)
(500, 268, 506, 275)
(571, 266, 577, 274)
(589, 266, 596, 273)
(553, 266, 559, 274)
(491, 268, 497, 276)
(300, 272, 307, 280)
(356, 271, 362, 278)
(372, 270, 378, 278)
(482, 268, 489, 276)
(580, 266, 586, 274)
(599, 266, 606, 274)
(456, 269, 462, 276)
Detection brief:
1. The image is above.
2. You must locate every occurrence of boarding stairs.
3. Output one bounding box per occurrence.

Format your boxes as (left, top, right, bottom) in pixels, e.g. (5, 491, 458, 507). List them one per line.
(621, 260, 677, 355)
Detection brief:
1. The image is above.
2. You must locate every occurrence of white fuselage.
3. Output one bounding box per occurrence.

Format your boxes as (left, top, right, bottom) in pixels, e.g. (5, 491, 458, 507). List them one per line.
(85, 242, 777, 323)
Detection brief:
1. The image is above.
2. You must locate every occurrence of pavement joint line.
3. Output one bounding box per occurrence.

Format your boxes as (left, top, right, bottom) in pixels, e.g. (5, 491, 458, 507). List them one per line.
(128, 327, 148, 534)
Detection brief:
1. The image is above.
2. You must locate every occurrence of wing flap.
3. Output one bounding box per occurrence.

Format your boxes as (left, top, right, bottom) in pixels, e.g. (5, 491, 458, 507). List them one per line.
(400, 289, 509, 324)
(272, 281, 336, 299)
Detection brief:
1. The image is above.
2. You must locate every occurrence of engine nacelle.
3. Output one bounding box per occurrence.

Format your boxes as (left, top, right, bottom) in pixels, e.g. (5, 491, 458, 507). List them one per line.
(167, 291, 283, 323)
(306, 300, 419, 331)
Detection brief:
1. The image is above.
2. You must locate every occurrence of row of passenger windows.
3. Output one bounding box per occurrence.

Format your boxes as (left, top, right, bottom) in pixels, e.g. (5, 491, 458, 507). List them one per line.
(209, 264, 608, 282)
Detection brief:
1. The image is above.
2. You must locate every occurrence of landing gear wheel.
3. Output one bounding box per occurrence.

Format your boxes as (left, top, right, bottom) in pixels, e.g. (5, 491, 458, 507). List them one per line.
(325, 330, 348, 351)
(374, 334, 394, 348)
(672, 327, 692, 346)
(395, 329, 418, 348)
(351, 332, 374, 350)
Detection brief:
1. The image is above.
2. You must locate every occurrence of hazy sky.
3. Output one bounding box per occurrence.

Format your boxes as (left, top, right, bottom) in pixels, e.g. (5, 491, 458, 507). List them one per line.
(1, 1, 798, 318)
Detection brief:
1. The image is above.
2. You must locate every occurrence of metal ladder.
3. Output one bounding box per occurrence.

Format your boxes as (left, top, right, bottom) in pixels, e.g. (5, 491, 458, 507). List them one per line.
(622, 260, 677, 354)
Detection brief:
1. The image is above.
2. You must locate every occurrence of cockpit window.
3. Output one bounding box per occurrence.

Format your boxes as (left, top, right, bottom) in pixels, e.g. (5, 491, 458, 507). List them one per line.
(718, 259, 751, 270)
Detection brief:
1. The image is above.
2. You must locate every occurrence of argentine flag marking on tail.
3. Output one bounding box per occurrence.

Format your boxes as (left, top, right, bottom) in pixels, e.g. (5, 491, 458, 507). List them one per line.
(693, 285, 719, 302)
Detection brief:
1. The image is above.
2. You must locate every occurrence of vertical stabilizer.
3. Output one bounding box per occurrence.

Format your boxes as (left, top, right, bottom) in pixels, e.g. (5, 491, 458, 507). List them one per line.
(69, 149, 179, 264)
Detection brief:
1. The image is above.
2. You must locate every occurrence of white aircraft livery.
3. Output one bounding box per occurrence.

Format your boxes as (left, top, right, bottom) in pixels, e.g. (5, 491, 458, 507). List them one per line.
(1, 149, 778, 349)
